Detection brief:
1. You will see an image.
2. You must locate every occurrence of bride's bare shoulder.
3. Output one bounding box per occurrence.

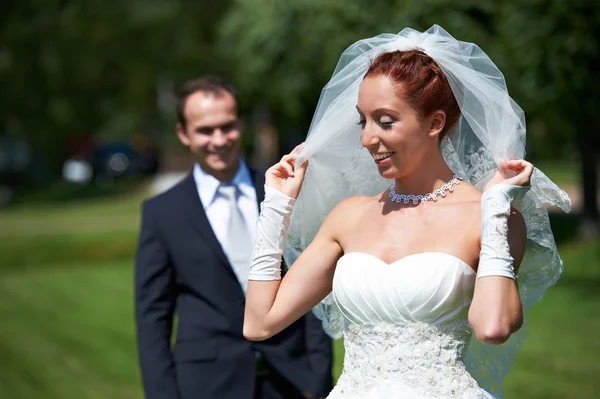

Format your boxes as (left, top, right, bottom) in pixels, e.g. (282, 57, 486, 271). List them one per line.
(324, 195, 375, 224)
(451, 180, 483, 205)
(336, 194, 376, 211)
(459, 179, 483, 196)
(318, 195, 376, 239)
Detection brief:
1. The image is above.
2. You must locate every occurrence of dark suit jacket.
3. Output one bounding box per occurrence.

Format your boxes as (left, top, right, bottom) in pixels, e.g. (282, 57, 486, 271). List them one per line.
(135, 169, 332, 399)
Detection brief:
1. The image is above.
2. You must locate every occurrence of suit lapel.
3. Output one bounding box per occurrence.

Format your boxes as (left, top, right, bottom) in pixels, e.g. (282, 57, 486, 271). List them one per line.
(180, 174, 237, 278)
(250, 168, 265, 212)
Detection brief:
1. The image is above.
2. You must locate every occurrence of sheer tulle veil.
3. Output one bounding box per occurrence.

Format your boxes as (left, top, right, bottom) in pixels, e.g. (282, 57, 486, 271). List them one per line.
(282, 25, 571, 396)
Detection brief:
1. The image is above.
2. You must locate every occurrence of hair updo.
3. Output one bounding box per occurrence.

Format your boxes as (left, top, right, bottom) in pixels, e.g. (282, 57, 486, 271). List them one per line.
(364, 50, 461, 140)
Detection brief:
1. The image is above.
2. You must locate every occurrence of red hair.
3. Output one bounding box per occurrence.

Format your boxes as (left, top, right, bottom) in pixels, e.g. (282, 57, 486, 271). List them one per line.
(365, 50, 461, 140)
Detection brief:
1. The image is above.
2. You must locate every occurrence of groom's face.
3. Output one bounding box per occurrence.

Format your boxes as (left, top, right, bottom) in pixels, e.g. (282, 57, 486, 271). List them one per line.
(176, 90, 243, 181)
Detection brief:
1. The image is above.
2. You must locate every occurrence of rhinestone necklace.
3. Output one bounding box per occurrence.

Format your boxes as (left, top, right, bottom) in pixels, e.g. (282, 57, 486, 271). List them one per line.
(389, 175, 461, 205)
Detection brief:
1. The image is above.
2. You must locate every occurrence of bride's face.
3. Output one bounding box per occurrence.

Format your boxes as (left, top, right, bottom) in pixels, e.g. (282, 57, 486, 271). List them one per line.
(357, 75, 442, 179)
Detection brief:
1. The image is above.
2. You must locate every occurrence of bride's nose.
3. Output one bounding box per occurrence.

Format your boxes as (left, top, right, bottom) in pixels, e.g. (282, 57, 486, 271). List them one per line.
(360, 124, 381, 149)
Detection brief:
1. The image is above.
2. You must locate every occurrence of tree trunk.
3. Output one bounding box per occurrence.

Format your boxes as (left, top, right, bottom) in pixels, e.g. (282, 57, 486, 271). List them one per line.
(576, 127, 599, 238)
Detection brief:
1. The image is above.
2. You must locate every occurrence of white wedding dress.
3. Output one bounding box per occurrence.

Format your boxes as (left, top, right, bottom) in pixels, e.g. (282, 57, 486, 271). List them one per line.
(250, 184, 568, 399)
(326, 252, 495, 399)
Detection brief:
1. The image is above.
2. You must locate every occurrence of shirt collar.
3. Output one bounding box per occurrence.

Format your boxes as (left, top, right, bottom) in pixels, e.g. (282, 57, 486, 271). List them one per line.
(193, 159, 256, 207)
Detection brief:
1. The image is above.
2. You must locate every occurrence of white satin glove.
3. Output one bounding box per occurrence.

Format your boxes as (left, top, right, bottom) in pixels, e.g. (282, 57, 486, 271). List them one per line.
(248, 186, 295, 281)
(478, 184, 529, 280)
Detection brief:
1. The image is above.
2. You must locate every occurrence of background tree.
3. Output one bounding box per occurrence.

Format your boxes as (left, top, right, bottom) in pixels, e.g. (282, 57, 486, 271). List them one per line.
(495, 0, 599, 236)
(0, 0, 231, 175)
(218, 0, 493, 131)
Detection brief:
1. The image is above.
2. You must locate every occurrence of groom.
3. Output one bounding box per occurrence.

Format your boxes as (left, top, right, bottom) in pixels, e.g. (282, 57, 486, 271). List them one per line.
(135, 75, 332, 399)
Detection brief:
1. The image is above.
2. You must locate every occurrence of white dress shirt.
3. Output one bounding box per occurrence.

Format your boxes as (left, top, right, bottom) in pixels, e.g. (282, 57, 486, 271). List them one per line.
(193, 161, 259, 284)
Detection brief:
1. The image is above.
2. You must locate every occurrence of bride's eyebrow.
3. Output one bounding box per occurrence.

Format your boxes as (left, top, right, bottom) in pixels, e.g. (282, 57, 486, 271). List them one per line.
(373, 107, 398, 115)
(355, 105, 398, 116)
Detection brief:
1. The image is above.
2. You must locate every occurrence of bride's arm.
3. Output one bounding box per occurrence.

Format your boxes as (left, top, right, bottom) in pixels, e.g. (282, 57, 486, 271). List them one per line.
(468, 206, 526, 345)
(243, 148, 345, 341)
(468, 160, 532, 345)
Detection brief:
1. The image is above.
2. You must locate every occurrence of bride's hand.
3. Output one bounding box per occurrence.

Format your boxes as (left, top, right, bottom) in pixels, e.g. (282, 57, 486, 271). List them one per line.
(265, 144, 308, 199)
(484, 160, 534, 191)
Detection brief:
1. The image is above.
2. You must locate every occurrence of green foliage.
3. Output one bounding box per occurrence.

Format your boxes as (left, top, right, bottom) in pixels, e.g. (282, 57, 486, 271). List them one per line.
(494, 0, 600, 158)
(219, 0, 599, 159)
(4, 0, 598, 170)
(1, 0, 231, 171)
(218, 0, 495, 127)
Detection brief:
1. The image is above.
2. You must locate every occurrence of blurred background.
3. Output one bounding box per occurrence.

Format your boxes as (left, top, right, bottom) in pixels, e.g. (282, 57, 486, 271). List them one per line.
(0, 0, 598, 398)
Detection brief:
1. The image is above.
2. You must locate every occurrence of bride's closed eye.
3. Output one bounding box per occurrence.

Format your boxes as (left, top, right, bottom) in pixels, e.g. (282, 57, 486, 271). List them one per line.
(378, 116, 395, 129)
(357, 117, 395, 129)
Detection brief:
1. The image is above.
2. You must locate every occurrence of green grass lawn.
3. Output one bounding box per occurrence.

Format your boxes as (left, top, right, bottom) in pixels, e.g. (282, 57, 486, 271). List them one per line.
(503, 240, 600, 398)
(0, 261, 140, 399)
(1, 180, 599, 398)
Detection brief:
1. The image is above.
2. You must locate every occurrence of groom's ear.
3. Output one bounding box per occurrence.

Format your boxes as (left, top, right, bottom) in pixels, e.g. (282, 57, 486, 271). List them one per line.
(428, 110, 446, 139)
(176, 123, 191, 146)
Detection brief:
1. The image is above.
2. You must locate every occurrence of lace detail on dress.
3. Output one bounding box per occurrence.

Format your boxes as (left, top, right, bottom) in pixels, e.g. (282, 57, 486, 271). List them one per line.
(329, 322, 490, 399)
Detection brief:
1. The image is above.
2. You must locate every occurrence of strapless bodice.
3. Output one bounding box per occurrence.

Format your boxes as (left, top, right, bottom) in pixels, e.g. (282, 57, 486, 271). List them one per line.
(332, 252, 476, 326)
(327, 252, 494, 399)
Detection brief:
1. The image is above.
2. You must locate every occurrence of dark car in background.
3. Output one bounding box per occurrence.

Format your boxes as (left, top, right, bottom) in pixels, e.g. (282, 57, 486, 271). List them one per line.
(63, 134, 159, 185)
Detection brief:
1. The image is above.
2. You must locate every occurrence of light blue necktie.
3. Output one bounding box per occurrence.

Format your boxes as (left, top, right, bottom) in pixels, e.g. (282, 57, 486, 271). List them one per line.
(218, 184, 253, 294)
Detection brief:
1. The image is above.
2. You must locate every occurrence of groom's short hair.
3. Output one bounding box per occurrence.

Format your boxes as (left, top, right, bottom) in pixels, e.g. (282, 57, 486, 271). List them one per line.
(176, 75, 241, 127)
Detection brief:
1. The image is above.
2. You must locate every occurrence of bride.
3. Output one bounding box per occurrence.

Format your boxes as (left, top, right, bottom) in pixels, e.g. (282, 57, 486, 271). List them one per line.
(242, 26, 571, 398)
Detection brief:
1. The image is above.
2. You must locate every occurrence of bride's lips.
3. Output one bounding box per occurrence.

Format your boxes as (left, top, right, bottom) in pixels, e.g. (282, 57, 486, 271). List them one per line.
(372, 151, 395, 165)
